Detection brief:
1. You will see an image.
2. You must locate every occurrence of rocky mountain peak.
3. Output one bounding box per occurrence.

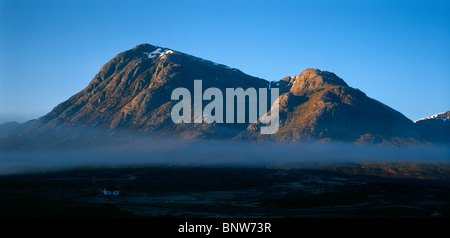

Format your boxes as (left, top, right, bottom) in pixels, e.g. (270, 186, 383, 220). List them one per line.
(132, 43, 156, 50)
(290, 68, 349, 95)
(114, 43, 176, 61)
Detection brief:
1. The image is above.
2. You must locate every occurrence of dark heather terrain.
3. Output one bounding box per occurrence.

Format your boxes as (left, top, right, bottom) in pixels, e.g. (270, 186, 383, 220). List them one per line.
(0, 162, 449, 218)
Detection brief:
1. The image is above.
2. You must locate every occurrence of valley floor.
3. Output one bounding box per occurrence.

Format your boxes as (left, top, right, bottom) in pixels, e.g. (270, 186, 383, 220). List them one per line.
(0, 162, 449, 218)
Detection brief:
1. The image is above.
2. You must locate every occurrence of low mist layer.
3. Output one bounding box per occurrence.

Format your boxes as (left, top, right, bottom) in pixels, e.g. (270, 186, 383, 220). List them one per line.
(0, 139, 448, 175)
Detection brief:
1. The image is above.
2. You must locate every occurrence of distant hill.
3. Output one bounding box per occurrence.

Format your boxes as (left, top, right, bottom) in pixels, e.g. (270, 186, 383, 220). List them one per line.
(415, 111, 450, 123)
(414, 111, 450, 144)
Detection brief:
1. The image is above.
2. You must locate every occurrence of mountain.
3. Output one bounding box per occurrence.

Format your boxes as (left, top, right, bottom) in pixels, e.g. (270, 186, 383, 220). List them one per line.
(241, 69, 419, 145)
(1, 44, 269, 149)
(35, 44, 269, 138)
(414, 111, 450, 144)
(415, 111, 450, 123)
(0, 43, 435, 149)
(0, 122, 21, 139)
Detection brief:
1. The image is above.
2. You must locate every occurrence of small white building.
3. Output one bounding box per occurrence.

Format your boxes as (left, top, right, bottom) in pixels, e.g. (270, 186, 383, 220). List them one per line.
(102, 186, 120, 196)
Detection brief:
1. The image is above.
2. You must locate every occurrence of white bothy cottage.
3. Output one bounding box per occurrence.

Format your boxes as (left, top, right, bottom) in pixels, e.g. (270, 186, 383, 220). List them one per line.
(102, 186, 120, 196)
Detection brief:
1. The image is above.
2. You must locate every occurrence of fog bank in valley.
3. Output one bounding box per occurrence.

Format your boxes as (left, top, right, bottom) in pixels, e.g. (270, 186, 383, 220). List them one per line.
(0, 139, 449, 175)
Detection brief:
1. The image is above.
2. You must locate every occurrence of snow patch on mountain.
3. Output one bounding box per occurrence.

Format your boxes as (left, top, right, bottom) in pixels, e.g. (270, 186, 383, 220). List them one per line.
(143, 48, 174, 58)
(414, 111, 450, 123)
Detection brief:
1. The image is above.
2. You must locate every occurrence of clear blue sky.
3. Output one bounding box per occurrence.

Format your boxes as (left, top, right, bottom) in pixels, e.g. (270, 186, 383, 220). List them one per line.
(0, 0, 449, 123)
